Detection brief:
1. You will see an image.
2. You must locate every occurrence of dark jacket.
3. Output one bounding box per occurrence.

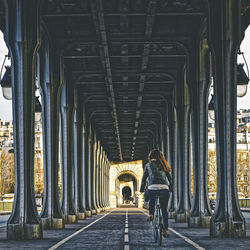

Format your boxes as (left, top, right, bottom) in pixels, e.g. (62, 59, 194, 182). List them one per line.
(140, 161, 173, 193)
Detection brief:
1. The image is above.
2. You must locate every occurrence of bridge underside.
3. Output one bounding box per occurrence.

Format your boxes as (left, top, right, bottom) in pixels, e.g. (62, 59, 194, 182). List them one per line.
(0, 0, 249, 240)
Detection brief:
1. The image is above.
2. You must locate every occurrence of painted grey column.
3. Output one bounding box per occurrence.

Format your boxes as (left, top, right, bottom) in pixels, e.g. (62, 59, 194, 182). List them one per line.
(73, 98, 86, 220)
(39, 37, 64, 229)
(87, 128, 96, 215)
(81, 127, 87, 215)
(207, 0, 245, 237)
(104, 153, 108, 207)
(168, 105, 178, 218)
(84, 129, 92, 217)
(99, 145, 104, 210)
(189, 40, 212, 228)
(92, 134, 98, 213)
(107, 158, 111, 207)
(60, 83, 77, 224)
(175, 79, 191, 223)
(4, 0, 43, 240)
(103, 152, 107, 208)
(95, 139, 101, 213)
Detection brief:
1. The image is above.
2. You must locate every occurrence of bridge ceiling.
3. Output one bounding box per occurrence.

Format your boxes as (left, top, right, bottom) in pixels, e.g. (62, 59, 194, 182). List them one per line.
(40, 0, 206, 162)
(0, 0, 246, 162)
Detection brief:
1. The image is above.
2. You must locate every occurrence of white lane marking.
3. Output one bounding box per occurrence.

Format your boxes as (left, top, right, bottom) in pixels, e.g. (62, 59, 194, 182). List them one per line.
(169, 228, 206, 250)
(125, 228, 128, 233)
(124, 234, 129, 242)
(139, 209, 206, 250)
(125, 224, 128, 228)
(48, 210, 114, 250)
(124, 245, 130, 250)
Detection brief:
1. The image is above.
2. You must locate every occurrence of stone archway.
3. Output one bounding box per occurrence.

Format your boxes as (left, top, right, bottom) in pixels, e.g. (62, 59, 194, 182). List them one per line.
(109, 161, 144, 208)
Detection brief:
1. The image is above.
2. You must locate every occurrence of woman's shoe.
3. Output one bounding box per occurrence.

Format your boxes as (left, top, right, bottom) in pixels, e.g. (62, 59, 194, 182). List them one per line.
(147, 215, 154, 222)
(163, 230, 169, 238)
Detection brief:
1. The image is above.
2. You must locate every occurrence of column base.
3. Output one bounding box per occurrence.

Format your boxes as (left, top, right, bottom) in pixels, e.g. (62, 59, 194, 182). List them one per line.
(41, 217, 50, 229)
(210, 219, 246, 238)
(7, 223, 43, 240)
(64, 214, 78, 224)
(86, 210, 92, 217)
(51, 217, 64, 229)
(169, 211, 176, 219)
(175, 211, 189, 223)
(96, 208, 101, 214)
(77, 212, 86, 220)
(92, 209, 97, 215)
(189, 215, 211, 228)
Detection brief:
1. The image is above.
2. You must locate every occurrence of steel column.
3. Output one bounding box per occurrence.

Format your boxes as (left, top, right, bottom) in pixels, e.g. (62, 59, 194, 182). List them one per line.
(84, 128, 92, 217)
(175, 77, 191, 222)
(95, 139, 101, 213)
(189, 39, 212, 228)
(73, 98, 86, 220)
(207, 0, 246, 237)
(4, 0, 43, 240)
(39, 38, 64, 230)
(60, 83, 77, 224)
(168, 105, 178, 218)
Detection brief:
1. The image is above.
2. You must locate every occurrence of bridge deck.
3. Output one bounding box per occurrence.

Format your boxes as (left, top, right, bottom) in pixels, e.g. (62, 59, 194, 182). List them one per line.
(0, 208, 249, 249)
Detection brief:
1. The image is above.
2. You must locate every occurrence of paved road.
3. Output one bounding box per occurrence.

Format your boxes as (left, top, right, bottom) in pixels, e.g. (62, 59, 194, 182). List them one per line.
(0, 209, 249, 249)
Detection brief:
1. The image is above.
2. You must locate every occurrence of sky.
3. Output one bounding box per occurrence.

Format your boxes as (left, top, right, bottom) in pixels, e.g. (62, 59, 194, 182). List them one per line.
(0, 28, 250, 121)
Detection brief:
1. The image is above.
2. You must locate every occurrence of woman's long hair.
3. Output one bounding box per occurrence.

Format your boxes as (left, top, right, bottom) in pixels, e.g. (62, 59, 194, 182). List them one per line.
(148, 149, 171, 172)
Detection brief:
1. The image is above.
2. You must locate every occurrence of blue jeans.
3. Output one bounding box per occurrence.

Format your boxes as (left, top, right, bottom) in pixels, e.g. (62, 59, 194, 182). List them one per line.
(147, 189, 170, 229)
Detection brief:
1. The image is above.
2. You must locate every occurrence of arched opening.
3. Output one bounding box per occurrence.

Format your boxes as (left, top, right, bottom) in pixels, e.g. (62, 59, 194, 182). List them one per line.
(117, 173, 137, 207)
(122, 186, 131, 204)
(109, 162, 144, 208)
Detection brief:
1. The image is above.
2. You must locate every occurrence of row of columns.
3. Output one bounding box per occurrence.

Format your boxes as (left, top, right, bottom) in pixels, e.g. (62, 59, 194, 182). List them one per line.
(3, 0, 111, 240)
(2, 0, 248, 240)
(164, 0, 246, 238)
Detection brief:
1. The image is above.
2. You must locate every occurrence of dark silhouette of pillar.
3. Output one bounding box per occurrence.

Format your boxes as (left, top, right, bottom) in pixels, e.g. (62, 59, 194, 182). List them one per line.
(175, 73, 191, 223)
(80, 126, 88, 215)
(99, 145, 104, 210)
(94, 138, 101, 213)
(39, 35, 64, 229)
(60, 82, 77, 224)
(91, 134, 98, 213)
(4, 0, 43, 240)
(168, 105, 178, 218)
(73, 92, 86, 220)
(84, 127, 92, 217)
(207, 0, 246, 237)
(189, 39, 212, 228)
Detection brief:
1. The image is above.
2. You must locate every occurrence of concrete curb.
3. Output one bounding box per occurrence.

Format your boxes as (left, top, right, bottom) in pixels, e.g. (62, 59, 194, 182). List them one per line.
(0, 211, 11, 215)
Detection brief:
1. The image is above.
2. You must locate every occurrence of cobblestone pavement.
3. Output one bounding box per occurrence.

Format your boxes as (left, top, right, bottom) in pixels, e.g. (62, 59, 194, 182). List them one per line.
(0, 208, 249, 249)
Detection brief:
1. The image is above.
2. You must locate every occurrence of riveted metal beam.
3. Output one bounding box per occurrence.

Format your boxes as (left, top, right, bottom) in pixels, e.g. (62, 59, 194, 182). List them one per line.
(131, 0, 157, 158)
(91, 0, 123, 161)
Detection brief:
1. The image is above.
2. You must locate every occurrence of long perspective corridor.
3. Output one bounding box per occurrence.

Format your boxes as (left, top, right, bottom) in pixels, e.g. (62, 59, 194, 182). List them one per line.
(0, 0, 250, 249)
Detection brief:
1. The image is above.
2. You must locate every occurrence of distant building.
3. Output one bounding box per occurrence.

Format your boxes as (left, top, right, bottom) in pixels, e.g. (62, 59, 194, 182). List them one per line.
(208, 115, 250, 198)
(0, 119, 44, 194)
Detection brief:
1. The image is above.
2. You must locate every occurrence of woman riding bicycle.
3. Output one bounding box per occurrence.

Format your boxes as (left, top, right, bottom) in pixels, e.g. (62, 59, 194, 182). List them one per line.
(140, 149, 172, 237)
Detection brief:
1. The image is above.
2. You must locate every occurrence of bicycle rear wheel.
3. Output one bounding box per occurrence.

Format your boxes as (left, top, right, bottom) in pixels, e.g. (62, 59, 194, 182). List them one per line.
(153, 226, 158, 242)
(157, 224, 163, 246)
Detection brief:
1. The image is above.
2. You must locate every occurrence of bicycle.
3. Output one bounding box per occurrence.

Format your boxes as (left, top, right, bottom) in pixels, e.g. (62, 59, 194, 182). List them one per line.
(151, 195, 164, 246)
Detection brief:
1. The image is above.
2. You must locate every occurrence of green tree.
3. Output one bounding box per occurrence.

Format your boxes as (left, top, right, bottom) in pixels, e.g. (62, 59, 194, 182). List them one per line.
(0, 150, 14, 196)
